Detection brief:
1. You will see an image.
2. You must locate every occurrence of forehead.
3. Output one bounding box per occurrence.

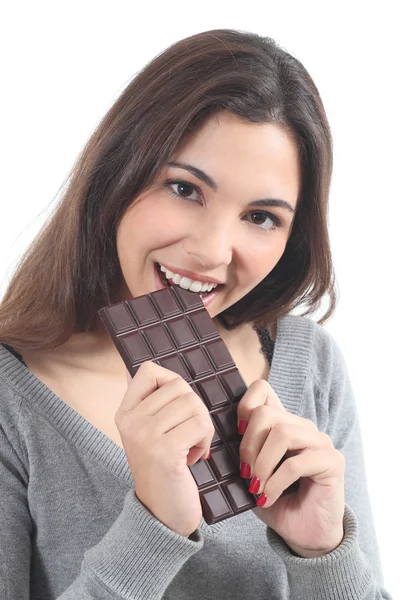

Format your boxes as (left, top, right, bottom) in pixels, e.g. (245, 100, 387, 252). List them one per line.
(167, 112, 301, 205)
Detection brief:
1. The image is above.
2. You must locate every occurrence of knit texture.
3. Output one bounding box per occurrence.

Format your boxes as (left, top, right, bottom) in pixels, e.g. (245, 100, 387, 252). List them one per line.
(0, 314, 392, 599)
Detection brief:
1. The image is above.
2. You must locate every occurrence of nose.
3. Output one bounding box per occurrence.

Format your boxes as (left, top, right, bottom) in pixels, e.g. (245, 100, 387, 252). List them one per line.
(182, 215, 234, 270)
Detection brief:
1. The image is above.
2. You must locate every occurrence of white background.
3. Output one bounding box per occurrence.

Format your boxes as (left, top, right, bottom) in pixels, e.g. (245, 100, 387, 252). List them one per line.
(1, 1, 398, 596)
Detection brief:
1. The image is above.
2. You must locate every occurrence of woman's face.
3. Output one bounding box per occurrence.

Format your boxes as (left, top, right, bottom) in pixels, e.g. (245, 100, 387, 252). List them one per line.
(116, 112, 301, 319)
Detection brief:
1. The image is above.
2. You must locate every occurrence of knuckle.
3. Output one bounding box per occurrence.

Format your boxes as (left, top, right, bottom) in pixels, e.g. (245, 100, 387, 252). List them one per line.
(115, 411, 148, 445)
(333, 448, 345, 469)
(239, 442, 252, 459)
(194, 412, 212, 432)
(285, 455, 303, 477)
(117, 412, 136, 439)
(183, 390, 207, 413)
(320, 431, 334, 448)
(189, 389, 205, 406)
(265, 473, 281, 495)
(172, 377, 191, 394)
(262, 404, 282, 419)
(253, 404, 269, 419)
(250, 378, 270, 395)
(115, 408, 129, 431)
(114, 408, 123, 427)
(194, 395, 212, 422)
(299, 416, 318, 430)
(273, 422, 290, 438)
(137, 360, 155, 374)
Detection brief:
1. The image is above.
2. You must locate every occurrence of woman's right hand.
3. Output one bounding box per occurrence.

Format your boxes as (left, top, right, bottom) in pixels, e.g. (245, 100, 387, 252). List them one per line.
(115, 361, 214, 538)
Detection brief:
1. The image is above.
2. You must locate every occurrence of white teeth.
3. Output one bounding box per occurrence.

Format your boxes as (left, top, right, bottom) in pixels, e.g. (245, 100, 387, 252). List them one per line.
(178, 276, 192, 290)
(189, 281, 203, 293)
(158, 263, 218, 293)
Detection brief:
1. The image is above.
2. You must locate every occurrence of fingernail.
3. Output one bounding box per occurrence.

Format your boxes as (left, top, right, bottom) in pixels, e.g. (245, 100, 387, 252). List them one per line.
(207, 450, 211, 459)
(240, 462, 251, 478)
(256, 493, 267, 507)
(248, 476, 260, 494)
(238, 420, 248, 435)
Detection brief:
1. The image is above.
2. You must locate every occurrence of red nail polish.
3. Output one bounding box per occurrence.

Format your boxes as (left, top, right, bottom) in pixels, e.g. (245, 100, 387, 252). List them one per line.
(240, 462, 251, 478)
(248, 476, 260, 494)
(256, 493, 267, 507)
(238, 420, 248, 435)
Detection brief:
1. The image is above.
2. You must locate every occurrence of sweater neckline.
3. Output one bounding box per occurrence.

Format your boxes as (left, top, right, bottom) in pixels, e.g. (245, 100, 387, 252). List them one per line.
(0, 314, 314, 532)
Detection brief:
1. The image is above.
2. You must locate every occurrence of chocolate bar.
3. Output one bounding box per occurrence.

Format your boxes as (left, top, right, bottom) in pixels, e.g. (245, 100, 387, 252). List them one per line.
(98, 286, 298, 525)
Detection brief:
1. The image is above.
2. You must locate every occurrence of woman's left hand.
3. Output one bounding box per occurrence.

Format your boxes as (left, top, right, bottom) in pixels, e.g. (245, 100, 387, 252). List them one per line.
(237, 380, 345, 558)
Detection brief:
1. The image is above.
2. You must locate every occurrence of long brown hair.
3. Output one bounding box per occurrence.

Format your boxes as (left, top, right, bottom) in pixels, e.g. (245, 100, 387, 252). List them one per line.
(0, 29, 336, 353)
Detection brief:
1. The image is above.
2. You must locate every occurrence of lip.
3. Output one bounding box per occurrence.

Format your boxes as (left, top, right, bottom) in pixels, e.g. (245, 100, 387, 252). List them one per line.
(157, 262, 224, 285)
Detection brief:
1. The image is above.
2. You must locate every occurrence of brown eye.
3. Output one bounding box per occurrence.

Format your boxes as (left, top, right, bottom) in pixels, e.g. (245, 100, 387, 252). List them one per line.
(176, 182, 195, 197)
(244, 210, 281, 231)
(250, 211, 267, 225)
(164, 180, 202, 203)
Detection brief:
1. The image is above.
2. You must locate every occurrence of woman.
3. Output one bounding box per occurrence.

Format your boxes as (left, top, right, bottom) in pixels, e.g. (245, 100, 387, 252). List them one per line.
(0, 29, 392, 599)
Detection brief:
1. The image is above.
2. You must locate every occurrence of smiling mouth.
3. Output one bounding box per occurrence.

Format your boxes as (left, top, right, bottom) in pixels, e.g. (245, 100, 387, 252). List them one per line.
(156, 262, 222, 298)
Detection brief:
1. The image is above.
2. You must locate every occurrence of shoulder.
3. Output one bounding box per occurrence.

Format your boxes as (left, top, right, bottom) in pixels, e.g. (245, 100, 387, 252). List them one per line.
(0, 344, 29, 466)
(0, 344, 25, 404)
(0, 344, 36, 435)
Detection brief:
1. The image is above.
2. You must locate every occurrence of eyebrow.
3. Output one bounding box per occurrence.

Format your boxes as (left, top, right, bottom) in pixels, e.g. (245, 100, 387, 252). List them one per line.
(166, 161, 295, 213)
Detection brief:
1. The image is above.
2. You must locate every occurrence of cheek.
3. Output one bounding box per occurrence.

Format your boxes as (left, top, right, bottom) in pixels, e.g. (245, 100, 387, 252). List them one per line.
(242, 234, 287, 280)
(117, 198, 187, 259)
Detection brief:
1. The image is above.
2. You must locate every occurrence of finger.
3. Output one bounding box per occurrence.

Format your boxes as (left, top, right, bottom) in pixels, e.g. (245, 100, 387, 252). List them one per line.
(152, 391, 211, 436)
(240, 408, 315, 470)
(247, 424, 333, 486)
(134, 377, 193, 418)
(239, 399, 319, 470)
(118, 365, 213, 462)
(166, 411, 215, 465)
(118, 361, 182, 414)
(237, 380, 284, 434)
(258, 448, 345, 508)
(126, 369, 132, 385)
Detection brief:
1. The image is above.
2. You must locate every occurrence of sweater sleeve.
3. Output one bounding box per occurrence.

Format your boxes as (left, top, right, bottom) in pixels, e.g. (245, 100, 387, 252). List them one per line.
(266, 325, 393, 599)
(0, 402, 204, 600)
(59, 491, 204, 599)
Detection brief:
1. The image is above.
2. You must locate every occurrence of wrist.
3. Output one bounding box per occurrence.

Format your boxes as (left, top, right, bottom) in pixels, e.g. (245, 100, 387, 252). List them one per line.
(287, 527, 345, 558)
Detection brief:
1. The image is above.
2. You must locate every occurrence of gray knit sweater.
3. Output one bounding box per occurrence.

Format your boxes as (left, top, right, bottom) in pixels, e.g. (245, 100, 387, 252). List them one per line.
(0, 314, 392, 599)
